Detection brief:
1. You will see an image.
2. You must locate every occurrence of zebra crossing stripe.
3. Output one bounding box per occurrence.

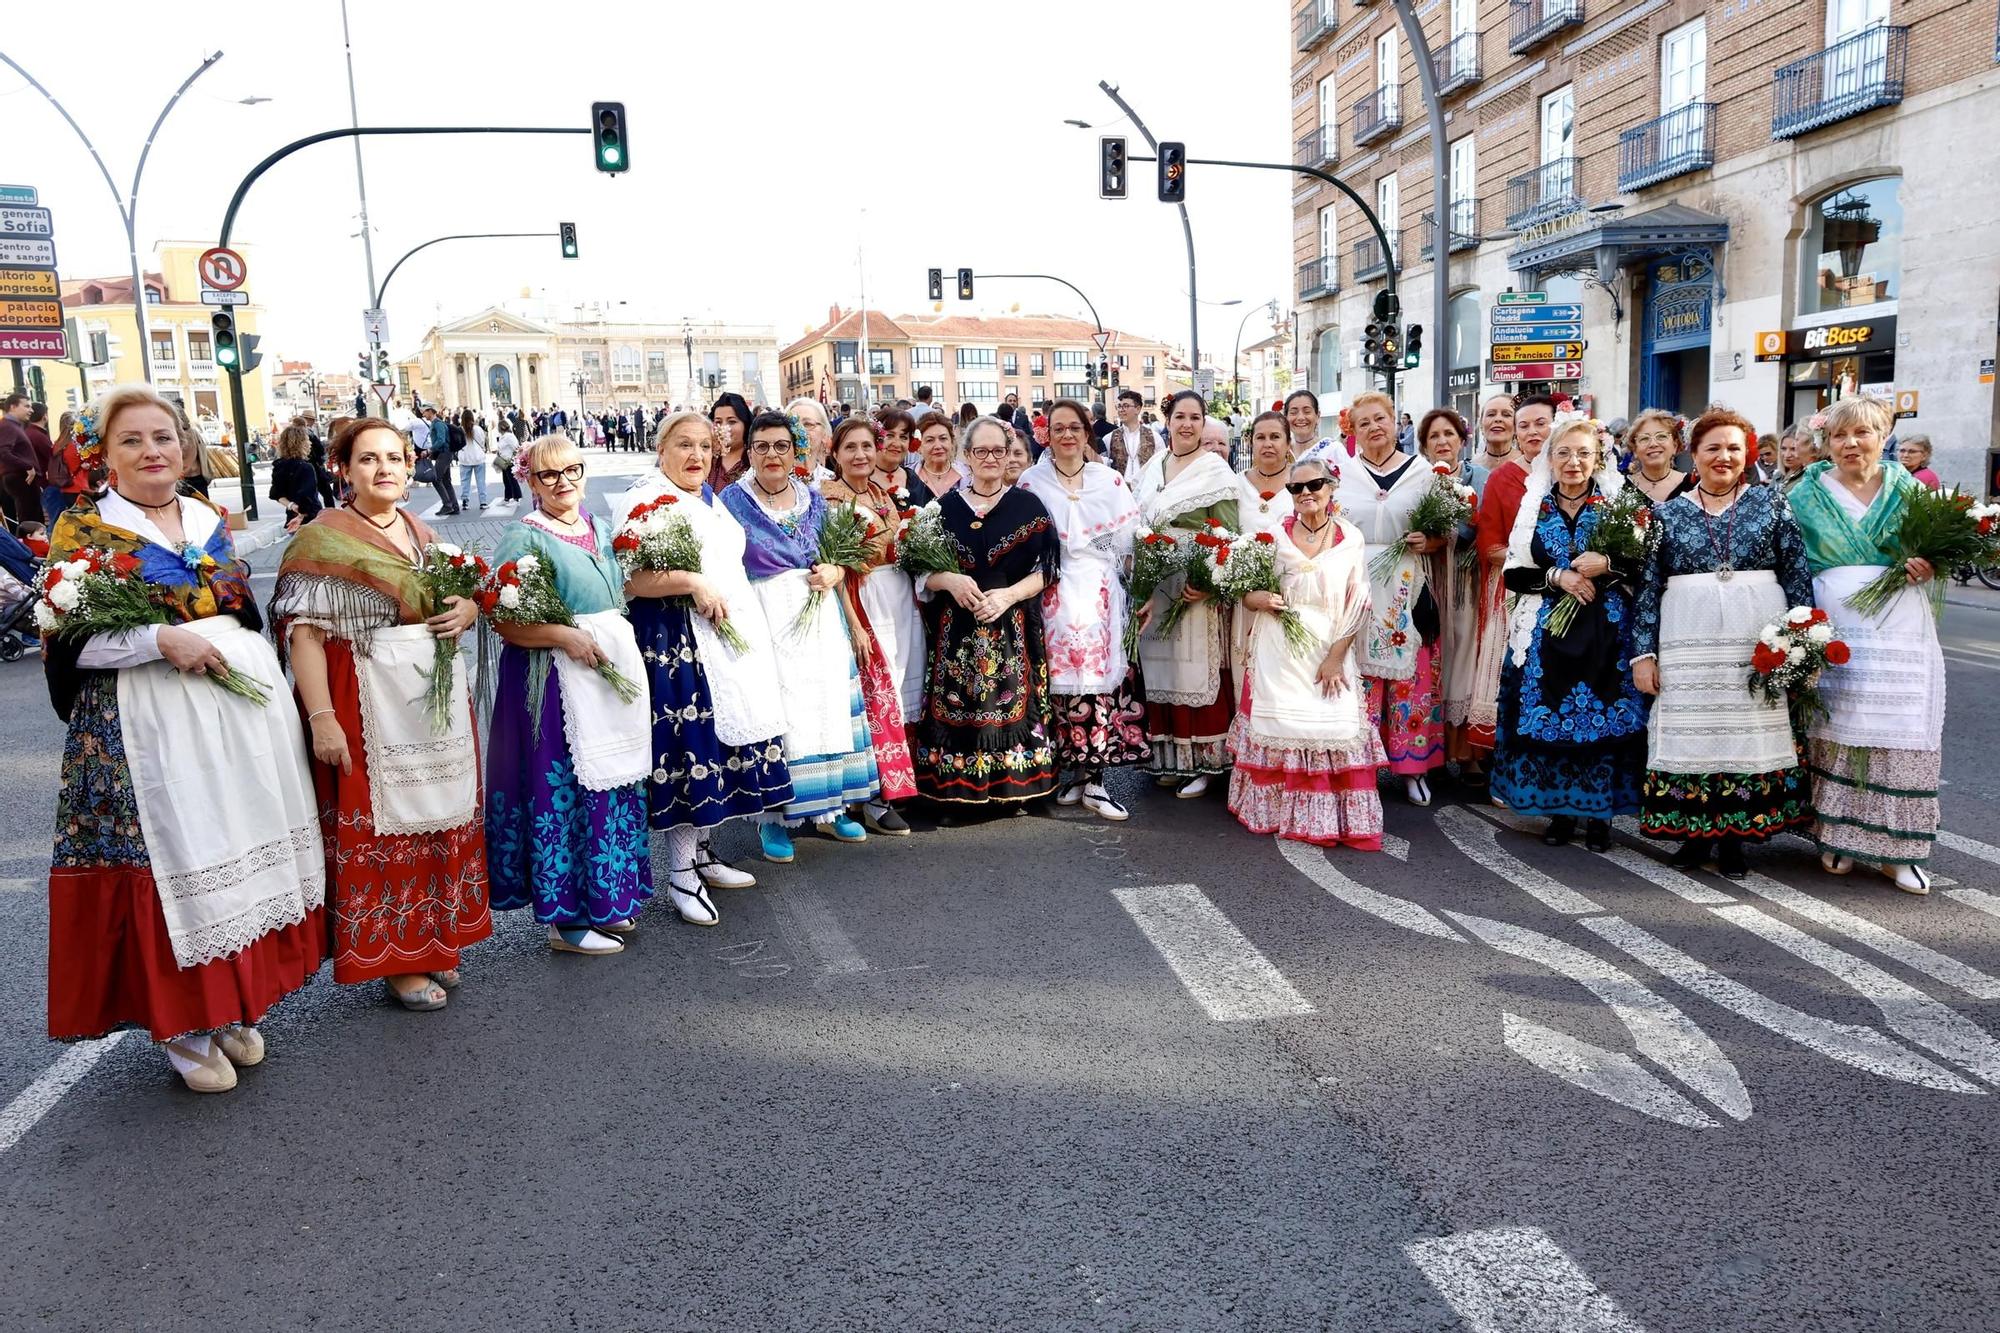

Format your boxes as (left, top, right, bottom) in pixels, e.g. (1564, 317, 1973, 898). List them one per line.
(1503, 1015, 1718, 1129)
(1938, 829, 2000, 871)
(1946, 887, 2000, 920)
(1436, 806, 1605, 914)
(1112, 884, 1315, 1022)
(0, 1033, 127, 1157)
(1274, 838, 1463, 941)
(1739, 872, 2000, 1001)
(1406, 1225, 1649, 1333)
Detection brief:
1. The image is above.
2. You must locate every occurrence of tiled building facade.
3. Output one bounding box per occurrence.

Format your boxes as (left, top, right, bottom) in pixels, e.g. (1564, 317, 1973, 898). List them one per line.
(1291, 0, 2000, 485)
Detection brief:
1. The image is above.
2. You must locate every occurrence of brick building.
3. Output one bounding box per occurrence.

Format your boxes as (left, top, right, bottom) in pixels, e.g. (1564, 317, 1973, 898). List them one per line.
(778, 308, 1174, 416)
(1290, 0, 2000, 484)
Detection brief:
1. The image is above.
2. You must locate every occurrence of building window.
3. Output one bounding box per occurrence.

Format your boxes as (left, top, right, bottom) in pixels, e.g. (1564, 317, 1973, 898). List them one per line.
(1541, 85, 1575, 165)
(911, 378, 945, 400)
(1315, 328, 1340, 396)
(647, 351, 668, 384)
(150, 330, 175, 365)
(1003, 353, 1019, 375)
(866, 349, 893, 375)
(742, 352, 759, 385)
(1448, 289, 1482, 371)
(1376, 30, 1399, 112)
(957, 380, 998, 401)
(877, 382, 897, 399)
(1318, 73, 1337, 130)
(582, 349, 603, 375)
(1661, 18, 1707, 113)
(1053, 349, 1088, 370)
(1143, 355, 1157, 376)
(186, 329, 212, 364)
(1799, 176, 1902, 314)
(956, 347, 996, 369)
(911, 345, 943, 367)
(613, 345, 641, 381)
(1054, 382, 1091, 400)
(1029, 353, 1045, 376)
(1318, 204, 1337, 260)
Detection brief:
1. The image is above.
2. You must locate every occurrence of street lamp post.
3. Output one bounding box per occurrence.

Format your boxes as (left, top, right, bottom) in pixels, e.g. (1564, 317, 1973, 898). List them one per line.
(682, 321, 694, 409)
(1231, 300, 1280, 417)
(0, 49, 230, 386)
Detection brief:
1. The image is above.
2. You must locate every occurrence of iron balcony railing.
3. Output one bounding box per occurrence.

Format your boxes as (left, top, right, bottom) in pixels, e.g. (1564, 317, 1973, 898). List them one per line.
(1771, 25, 1908, 139)
(1433, 32, 1483, 96)
(1353, 231, 1400, 281)
(1619, 102, 1716, 190)
(1352, 87, 1402, 147)
(1294, 0, 1338, 50)
(1294, 124, 1339, 171)
(1505, 156, 1580, 230)
(1298, 255, 1340, 302)
(1419, 199, 1484, 260)
(1509, 0, 1584, 53)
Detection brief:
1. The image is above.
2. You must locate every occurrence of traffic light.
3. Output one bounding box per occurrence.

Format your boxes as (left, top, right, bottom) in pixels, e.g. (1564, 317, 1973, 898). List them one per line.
(376, 348, 391, 379)
(560, 222, 579, 259)
(212, 312, 239, 370)
(957, 267, 974, 300)
(1379, 325, 1402, 370)
(239, 334, 263, 374)
(927, 268, 943, 302)
(1100, 136, 1127, 199)
(1098, 358, 1110, 385)
(1402, 324, 1423, 370)
(590, 101, 628, 173)
(1157, 141, 1187, 203)
(358, 351, 371, 379)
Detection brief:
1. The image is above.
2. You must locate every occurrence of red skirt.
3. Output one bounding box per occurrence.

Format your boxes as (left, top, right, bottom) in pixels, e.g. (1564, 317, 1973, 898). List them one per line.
(48, 865, 326, 1042)
(314, 639, 492, 984)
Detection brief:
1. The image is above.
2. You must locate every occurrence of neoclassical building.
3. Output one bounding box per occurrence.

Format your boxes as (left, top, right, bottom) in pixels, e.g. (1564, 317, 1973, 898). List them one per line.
(395, 308, 784, 417)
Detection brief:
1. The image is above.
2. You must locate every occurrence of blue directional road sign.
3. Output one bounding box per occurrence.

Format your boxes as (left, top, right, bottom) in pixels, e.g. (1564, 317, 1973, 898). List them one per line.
(1491, 322, 1583, 344)
(1490, 303, 1584, 325)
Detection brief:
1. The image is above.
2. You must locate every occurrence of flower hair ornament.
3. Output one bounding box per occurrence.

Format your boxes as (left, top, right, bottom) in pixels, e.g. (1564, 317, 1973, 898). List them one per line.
(71, 409, 103, 472)
(785, 413, 813, 464)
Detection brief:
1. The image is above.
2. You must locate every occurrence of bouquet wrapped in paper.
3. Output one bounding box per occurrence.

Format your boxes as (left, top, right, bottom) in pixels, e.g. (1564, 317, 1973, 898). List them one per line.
(1216, 530, 1314, 659)
(479, 551, 641, 705)
(1844, 485, 2000, 617)
(1121, 527, 1187, 659)
(33, 546, 270, 705)
(415, 542, 488, 733)
(1542, 487, 1653, 638)
(1747, 604, 1850, 725)
(613, 493, 750, 652)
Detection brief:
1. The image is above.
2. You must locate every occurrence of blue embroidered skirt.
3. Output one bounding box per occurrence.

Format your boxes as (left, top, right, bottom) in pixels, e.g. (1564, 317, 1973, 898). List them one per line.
(1490, 660, 1646, 820)
(629, 597, 793, 831)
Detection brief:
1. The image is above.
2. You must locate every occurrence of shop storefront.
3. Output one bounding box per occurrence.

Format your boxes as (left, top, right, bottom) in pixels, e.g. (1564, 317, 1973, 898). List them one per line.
(1753, 316, 1897, 426)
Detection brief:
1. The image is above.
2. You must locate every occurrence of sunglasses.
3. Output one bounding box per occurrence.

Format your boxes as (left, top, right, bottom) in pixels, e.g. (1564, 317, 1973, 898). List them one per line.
(533, 463, 585, 486)
(1285, 477, 1331, 495)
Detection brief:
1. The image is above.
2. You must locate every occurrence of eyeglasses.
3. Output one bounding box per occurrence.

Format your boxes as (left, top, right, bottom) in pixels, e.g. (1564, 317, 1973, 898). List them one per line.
(1050, 423, 1087, 437)
(1285, 477, 1330, 495)
(749, 441, 794, 457)
(1631, 432, 1676, 446)
(533, 463, 585, 486)
(966, 446, 1008, 461)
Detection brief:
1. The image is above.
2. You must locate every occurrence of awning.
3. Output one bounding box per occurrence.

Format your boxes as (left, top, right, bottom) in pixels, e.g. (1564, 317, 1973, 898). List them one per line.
(1508, 202, 1730, 283)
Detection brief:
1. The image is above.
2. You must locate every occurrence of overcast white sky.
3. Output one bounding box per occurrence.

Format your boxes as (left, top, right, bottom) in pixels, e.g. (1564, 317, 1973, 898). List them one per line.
(2, 0, 1293, 371)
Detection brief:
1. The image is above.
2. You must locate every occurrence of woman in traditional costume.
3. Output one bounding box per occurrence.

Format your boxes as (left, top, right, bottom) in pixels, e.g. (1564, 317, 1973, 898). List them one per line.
(706, 391, 754, 492)
(1624, 409, 1694, 507)
(273, 417, 489, 1012)
(615, 412, 791, 927)
(908, 412, 965, 506)
(1787, 395, 1943, 893)
(1418, 408, 1489, 781)
(1465, 393, 1548, 764)
(1227, 457, 1387, 849)
(820, 416, 919, 835)
(1236, 411, 1297, 538)
(1342, 391, 1446, 806)
(1018, 398, 1147, 820)
(43, 386, 323, 1092)
(1632, 409, 1814, 880)
(485, 436, 655, 953)
(1134, 389, 1240, 796)
(722, 411, 878, 861)
(910, 416, 1061, 804)
(1490, 417, 1649, 850)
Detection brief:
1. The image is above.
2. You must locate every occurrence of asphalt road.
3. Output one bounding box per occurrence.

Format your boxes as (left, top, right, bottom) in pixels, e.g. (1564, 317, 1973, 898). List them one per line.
(1, 462, 1998, 1330)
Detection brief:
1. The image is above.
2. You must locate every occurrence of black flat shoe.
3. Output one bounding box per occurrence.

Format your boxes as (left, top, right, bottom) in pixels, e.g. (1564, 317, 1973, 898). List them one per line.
(1584, 819, 1612, 853)
(1669, 839, 1708, 869)
(1542, 816, 1577, 847)
(1716, 839, 1748, 881)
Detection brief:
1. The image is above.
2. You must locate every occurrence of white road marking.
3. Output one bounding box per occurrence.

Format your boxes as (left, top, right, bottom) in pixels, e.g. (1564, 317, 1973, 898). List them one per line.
(1937, 828, 2000, 871)
(1740, 871, 2000, 1001)
(1112, 884, 1315, 1022)
(0, 1033, 128, 1156)
(1437, 805, 1604, 915)
(1593, 843, 1737, 906)
(1502, 1013, 1717, 1129)
(1942, 650, 2000, 673)
(1445, 911, 1750, 1120)
(1582, 914, 1981, 1094)
(1406, 1225, 1650, 1333)
(1946, 887, 2000, 920)
(1274, 838, 1463, 942)
(0, 877, 34, 894)
(1382, 832, 1411, 862)
(1712, 903, 2000, 1086)
(765, 883, 868, 976)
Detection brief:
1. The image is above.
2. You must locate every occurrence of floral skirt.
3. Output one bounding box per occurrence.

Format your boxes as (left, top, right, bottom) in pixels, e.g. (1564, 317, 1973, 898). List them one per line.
(1491, 665, 1644, 821)
(1363, 643, 1444, 776)
(1226, 712, 1386, 851)
(631, 596, 793, 831)
(1641, 765, 1812, 844)
(1143, 669, 1236, 778)
(1052, 675, 1149, 775)
(485, 645, 655, 928)
(913, 604, 1059, 804)
(1808, 740, 1940, 867)
(854, 609, 918, 802)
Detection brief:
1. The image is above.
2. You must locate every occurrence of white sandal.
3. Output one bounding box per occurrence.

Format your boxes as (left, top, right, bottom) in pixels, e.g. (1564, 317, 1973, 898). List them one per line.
(1820, 851, 1854, 876)
(1887, 864, 1932, 896)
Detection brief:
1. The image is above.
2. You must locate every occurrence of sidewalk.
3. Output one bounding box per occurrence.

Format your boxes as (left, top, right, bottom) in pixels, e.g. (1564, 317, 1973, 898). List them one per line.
(1941, 579, 2000, 614)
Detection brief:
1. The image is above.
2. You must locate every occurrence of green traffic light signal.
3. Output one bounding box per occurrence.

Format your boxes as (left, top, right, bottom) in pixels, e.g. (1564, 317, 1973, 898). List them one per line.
(560, 222, 579, 259)
(211, 311, 239, 369)
(591, 101, 628, 174)
(1402, 323, 1424, 370)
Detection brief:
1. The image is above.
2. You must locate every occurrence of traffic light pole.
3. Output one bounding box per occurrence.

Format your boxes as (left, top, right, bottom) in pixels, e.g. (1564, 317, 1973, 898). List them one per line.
(368, 231, 558, 414)
(225, 359, 257, 522)
(973, 272, 1110, 407)
(1390, 0, 1455, 412)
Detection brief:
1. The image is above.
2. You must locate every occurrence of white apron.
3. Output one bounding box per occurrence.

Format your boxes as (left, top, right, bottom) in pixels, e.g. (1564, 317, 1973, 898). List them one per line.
(1647, 570, 1796, 775)
(753, 567, 859, 759)
(859, 564, 924, 723)
(551, 608, 653, 791)
(1231, 472, 1294, 673)
(1022, 457, 1141, 697)
(1244, 524, 1369, 752)
(117, 615, 326, 969)
(352, 622, 480, 834)
(1341, 454, 1433, 681)
(1809, 565, 1945, 752)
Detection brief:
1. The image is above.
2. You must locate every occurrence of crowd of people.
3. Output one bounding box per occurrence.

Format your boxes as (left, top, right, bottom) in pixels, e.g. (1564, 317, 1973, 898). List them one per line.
(32, 376, 1952, 1095)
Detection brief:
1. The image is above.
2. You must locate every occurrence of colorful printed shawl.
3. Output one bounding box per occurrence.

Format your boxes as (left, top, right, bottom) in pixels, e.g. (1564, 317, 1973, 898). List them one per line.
(271, 506, 440, 659)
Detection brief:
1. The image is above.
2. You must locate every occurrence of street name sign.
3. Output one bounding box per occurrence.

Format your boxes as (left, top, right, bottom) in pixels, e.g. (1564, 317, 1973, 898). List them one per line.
(0, 297, 64, 329)
(1491, 323, 1583, 344)
(1493, 341, 1586, 364)
(1491, 304, 1585, 325)
(0, 207, 54, 238)
(0, 268, 58, 299)
(1496, 292, 1548, 305)
(1491, 361, 1585, 382)
(0, 186, 38, 207)
(0, 330, 66, 357)
(0, 237, 57, 268)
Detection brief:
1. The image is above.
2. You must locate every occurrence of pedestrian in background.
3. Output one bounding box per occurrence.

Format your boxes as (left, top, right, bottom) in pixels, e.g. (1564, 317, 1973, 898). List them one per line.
(493, 418, 522, 503)
(707, 390, 753, 491)
(268, 424, 322, 530)
(1896, 433, 1941, 489)
(456, 408, 489, 511)
(272, 418, 490, 1011)
(908, 412, 964, 504)
(43, 384, 324, 1093)
(0, 392, 42, 531)
(1632, 409, 1814, 880)
(1107, 388, 1160, 482)
(486, 435, 654, 955)
(1789, 395, 1943, 894)
(23, 403, 59, 524)
(421, 406, 459, 515)
(617, 412, 789, 924)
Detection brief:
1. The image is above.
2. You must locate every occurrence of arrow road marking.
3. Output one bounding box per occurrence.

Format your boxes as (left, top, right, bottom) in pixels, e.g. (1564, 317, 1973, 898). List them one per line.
(1113, 884, 1314, 1022)
(1502, 1014, 1717, 1129)
(0, 1032, 127, 1156)
(1274, 838, 1463, 941)
(1406, 1225, 1649, 1333)
(1437, 805, 1604, 914)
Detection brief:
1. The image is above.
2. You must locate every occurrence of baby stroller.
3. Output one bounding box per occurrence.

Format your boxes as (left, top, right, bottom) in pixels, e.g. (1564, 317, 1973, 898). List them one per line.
(0, 521, 41, 663)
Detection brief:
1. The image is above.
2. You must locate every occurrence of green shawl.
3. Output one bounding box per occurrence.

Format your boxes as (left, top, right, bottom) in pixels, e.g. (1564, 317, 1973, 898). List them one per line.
(271, 506, 438, 659)
(1787, 460, 1918, 575)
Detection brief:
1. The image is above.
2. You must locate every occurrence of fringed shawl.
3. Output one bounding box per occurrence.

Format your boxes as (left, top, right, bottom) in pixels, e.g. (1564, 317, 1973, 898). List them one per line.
(1788, 460, 1917, 575)
(270, 506, 438, 661)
